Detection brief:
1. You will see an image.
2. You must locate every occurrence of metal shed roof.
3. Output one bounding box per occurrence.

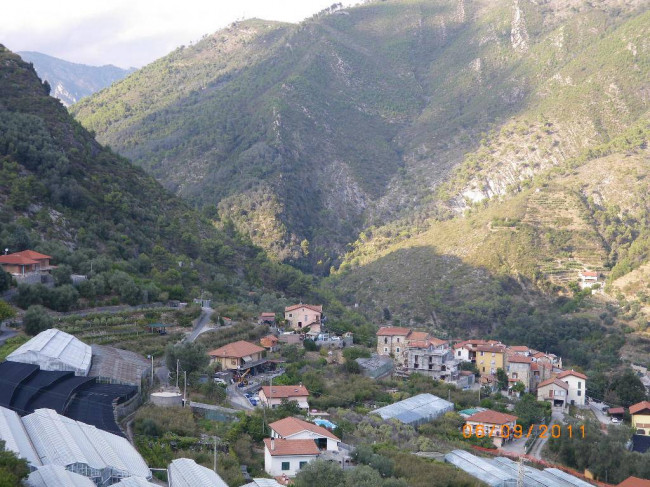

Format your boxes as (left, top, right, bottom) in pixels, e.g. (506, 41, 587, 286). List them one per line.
(168, 458, 229, 487)
(26, 465, 95, 487)
(372, 393, 454, 425)
(7, 329, 92, 376)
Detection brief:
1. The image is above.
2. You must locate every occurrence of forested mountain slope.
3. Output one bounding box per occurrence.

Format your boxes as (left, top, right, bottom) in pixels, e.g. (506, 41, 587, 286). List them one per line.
(18, 51, 134, 107)
(0, 45, 310, 303)
(72, 0, 649, 274)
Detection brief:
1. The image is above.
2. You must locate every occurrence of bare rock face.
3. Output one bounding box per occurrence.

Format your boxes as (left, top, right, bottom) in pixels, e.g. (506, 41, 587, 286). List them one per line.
(510, 0, 529, 53)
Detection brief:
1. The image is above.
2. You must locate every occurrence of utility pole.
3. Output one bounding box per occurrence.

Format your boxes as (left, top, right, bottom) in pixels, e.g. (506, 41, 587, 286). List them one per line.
(183, 371, 187, 407)
(213, 436, 217, 473)
(176, 359, 180, 389)
(148, 355, 154, 385)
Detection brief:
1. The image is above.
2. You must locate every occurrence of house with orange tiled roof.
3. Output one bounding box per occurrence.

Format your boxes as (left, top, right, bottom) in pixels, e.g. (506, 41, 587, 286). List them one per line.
(537, 378, 569, 409)
(269, 417, 340, 451)
(0, 249, 55, 283)
(630, 401, 650, 436)
(555, 370, 587, 406)
(464, 410, 518, 448)
(263, 438, 320, 477)
(452, 339, 504, 363)
(406, 337, 458, 383)
(259, 385, 310, 409)
(376, 326, 412, 365)
(260, 335, 280, 352)
(208, 340, 265, 370)
(506, 354, 534, 393)
(617, 477, 650, 487)
(475, 344, 506, 379)
(284, 304, 322, 331)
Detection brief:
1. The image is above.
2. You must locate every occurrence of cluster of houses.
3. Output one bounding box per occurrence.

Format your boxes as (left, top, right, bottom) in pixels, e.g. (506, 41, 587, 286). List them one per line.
(376, 327, 587, 408)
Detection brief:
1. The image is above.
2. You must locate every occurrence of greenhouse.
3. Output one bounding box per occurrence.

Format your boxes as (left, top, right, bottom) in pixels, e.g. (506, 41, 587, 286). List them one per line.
(0, 406, 151, 485)
(168, 458, 229, 487)
(372, 393, 454, 426)
(7, 328, 92, 376)
(26, 465, 94, 487)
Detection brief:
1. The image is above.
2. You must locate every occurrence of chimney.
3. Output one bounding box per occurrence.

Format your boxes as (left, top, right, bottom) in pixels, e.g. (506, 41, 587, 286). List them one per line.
(271, 438, 275, 451)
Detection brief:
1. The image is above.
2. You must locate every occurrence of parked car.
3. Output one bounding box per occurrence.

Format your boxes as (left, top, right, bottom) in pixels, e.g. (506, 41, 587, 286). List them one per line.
(611, 416, 623, 424)
(214, 378, 227, 386)
(602, 406, 609, 413)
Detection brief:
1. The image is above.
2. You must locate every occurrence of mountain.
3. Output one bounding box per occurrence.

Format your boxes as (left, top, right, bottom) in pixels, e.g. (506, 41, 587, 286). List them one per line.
(17, 51, 135, 107)
(71, 0, 649, 275)
(0, 45, 312, 304)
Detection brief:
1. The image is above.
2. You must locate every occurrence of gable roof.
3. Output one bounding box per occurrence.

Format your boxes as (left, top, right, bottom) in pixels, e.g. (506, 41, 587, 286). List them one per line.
(13, 250, 51, 260)
(475, 345, 506, 353)
(507, 355, 533, 364)
(260, 336, 279, 348)
(630, 401, 650, 415)
(285, 304, 322, 313)
(263, 438, 320, 457)
(261, 385, 309, 398)
(538, 378, 569, 390)
(509, 346, 530, 352)
(269, 417, 339, 441)
(466, 410, 518, 425)
(208, 340, 265, 358)
(376, 327, 411, 336)
(0, 255, 38, 265)
(408, 331, 429, 341)
(556, 370, 587, 380)
(580, 271, 599, 277)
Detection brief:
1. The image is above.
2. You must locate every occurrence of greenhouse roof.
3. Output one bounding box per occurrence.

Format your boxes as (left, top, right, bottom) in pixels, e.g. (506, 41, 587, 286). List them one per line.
(26, 465, 95, 487)
(168, 458, 229, 487)
(0, 406, 41, 467)
(7, 329, 92, 376)
(372, 393, 454, 425)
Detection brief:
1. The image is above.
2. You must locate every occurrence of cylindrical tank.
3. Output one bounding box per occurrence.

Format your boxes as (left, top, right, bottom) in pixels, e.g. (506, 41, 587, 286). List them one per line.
(151, 391, 183, 407)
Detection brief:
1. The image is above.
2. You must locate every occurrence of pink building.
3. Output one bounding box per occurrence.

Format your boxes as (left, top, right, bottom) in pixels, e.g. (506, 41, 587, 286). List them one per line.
(284, 304, 322, 330)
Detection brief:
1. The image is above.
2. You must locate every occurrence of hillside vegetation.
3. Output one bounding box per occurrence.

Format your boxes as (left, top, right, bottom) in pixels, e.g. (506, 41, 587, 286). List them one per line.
(0, 45, 313, 307)
(72, 0, 649, 273)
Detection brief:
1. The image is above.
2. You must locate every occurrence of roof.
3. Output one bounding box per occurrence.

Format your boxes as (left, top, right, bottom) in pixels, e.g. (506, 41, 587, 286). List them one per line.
(168, 458, 228, 487)
(209, 340, 265, 358)
(260, 312, 276, 317)
(372, 393, 454, 426)
(260, 335, 279, 348)
(580, 271, 598, 277)
(261, 385, 309, 398)
(507, 355, 533, 364)
(630, 401, 650, 415)
(508, 346, 530, 353)
(618, 477, 650, 487)
(13, 250, 51, 260)
(269, 416, 340, 441)
(242, 479, 285, 487)
(476, 345, 506, 353)
(0, 254, 38, 265)
(556, 370, 587, 380)
(26, 465, 95, 487)
(466, 409, 518, 425)
(7, 329, 92, 376)
(263, 438, 320, 457)
(408, 331, 430, 341)
(376, 326, 411, 336)
(538, 378, 568, 390)
(0, 405, 42, 467)
(608, 407, 625, 415)
(1, 407, 150, 478)
(453, 339, 502, 349)
(89, 345, 149, 386)
(285, 304, 322, 313)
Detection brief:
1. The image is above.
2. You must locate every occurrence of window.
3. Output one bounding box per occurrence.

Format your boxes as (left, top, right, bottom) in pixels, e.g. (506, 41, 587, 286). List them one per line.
(231, 359, 237, 365)
(577, 390, 581, 396)
(281, 462, 290, 471)
(384, 337, 388, 344)
(492, 353, 495, 357)
(457, 351, 461, 356)
(512, 373, 518, 379)
(397, 338, 400, 343)
(299, 461, 308, 469)
(480, 351, 484, 356)
(396, 347, 400, 353)
(578, 382, 581, 389)
(305, 315, 308, 321)
(482, 367, 485, 372)
(289, 314, 292, 317)
(384, 347, 388, 352)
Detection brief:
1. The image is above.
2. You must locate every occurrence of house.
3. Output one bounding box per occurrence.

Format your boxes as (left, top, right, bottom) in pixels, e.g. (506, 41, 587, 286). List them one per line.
(259, 385, 310, 409)
(475, 344, 506, 378)
(617, 477, 650, 487)
(260, 335, 280, 352)
(0, 250, 54, 283)
(506, 355, 534, 392)
(464, 410, 518, 448)
(269, 416, 340, 451)
(376, 327, 411, 365)
(579, 270, 599, 285)
(263, 438, 320, 477)
(406, 338, 458, 382)
(284, 304, 322, 330)
(630, 401, 650, 436)
(208, 340, 265, 371)
(537, 378, 569, 408)
(555, 370, 587, 406)
(259, 312, 277, 325)
(508, 345, 534, 356)
(453, 340, 504, 364)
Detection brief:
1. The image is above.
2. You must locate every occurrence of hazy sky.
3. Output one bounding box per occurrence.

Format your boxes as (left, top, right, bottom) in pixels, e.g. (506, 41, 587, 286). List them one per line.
(2, 0, 355, 68)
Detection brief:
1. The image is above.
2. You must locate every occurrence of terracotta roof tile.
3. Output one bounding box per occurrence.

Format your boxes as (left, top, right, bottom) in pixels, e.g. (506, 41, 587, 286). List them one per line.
(0, 255, 38, 265)
(263, 438, 320, 456)
(285, 304, 322, 313)
(630, 401, 650, 415)
(466, 409, 518, 425)
(261, 385, 309, 398)
(209, 340, 265, 358)
(509, 346, 530, 352)
(556, 370, 587, 380)
(260, 312, 276, 317)
(408, 331, 429, 341)
(538, 378, 568, 390)
(507, 355, 533, 364)
(376, 327, 411, 336)
(13, 250, 51, 260)
(475, 345, 506, 353)
(269, 417, 339, 441)
(617, 477, 650, 487)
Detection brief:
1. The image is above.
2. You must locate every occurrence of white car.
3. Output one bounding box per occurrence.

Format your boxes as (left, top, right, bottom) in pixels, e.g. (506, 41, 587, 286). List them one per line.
(611, 416, 623, 424)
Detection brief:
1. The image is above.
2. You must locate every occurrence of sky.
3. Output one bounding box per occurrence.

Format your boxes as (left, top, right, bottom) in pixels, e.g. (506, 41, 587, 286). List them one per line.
(2, 0, 355, 68)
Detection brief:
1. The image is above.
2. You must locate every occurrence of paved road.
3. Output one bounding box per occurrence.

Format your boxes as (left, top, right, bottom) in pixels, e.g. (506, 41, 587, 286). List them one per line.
(529, 409, 565, 459)
(0, 323, 17, 346)
(186, 307, 214, 342)
(227, 384, 254, 410)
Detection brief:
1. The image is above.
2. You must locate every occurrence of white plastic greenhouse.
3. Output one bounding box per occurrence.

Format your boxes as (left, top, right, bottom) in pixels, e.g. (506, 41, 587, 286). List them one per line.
(168, 458, 229, 487)
(372, 393, 454, 426)
(7, 328, 92, 376)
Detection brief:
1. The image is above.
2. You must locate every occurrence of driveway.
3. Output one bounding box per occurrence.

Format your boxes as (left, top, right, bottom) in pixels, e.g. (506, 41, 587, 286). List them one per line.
(528, 408, 565, 460)
(589, 400, 612, 426)
(226, 384, 254, 410)
(186, 307, 214, 342)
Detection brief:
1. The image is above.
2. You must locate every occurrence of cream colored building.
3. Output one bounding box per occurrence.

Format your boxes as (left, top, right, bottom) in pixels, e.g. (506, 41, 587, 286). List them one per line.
(631, 401, 650, 436)
(556, 370, 587, 406)
(376, 327, 411, 365)
(284, 304, 322, 330)
(208, 340, 265, 370)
